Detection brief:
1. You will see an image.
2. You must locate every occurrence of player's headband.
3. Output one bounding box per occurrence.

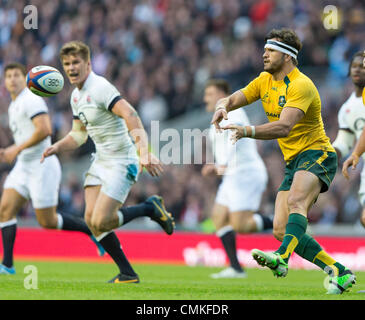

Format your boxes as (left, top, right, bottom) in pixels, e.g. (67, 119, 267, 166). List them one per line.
(264, 40, 298, 59)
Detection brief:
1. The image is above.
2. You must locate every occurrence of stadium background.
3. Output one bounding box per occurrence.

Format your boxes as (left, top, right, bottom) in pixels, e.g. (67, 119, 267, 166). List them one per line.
(0, 0, 364, 237)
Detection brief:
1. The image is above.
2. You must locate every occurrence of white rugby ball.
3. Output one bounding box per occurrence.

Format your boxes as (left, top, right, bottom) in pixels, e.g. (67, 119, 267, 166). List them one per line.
(26, 65, 64, 97)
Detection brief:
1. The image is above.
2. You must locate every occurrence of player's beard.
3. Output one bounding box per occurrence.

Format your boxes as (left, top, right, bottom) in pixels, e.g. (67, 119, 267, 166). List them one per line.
(264, 56, 285, 74)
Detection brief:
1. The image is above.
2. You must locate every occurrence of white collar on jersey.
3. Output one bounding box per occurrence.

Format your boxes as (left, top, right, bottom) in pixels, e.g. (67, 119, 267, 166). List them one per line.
(11, 87, 28, 103)
(78, 71, 95, 91)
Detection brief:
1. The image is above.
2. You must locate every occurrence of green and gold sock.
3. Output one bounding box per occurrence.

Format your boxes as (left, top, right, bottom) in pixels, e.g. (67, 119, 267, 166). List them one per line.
(294, 233, 345, 275)
(275, 213, 307, 263)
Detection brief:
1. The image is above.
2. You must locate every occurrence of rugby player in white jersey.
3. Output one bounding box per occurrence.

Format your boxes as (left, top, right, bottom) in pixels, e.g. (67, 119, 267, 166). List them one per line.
(0, 63, 105, 275)
(334, 51, 365, 227)
(202, 79, 273, 278)
(41, 41, 174, 283)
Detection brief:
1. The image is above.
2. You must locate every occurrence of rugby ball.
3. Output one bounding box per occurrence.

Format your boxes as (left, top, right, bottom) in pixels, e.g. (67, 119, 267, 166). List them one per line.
(26, 65, 64, 97)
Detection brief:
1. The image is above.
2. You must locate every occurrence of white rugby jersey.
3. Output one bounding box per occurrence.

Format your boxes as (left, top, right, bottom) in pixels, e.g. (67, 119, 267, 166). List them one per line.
(337, 92, 365, 141)
(70, 71, 137, 160)
(337, 92, 365, 159)
(209, 108, 267, 175)
(8, 87, 51, 161)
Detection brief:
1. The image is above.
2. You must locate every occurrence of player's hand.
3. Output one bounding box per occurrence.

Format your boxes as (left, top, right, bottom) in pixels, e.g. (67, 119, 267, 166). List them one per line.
(41, 145, 59, 163)
(211, 108, 228, 132)
(201, 164, 217, 177)
(221, 124, 245, 144)
(342, 153, 360, 180)
(139, 152, 163, 177)
(216, 165, 227, 175)
(0, 145, 21, 164)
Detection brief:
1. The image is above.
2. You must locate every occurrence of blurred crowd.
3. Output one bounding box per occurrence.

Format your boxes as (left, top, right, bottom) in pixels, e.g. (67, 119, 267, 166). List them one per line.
(0, 0, 364, 230)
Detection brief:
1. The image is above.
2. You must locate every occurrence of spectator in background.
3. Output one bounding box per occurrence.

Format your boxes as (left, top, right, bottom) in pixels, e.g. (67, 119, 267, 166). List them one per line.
(0, 0, 364, 228)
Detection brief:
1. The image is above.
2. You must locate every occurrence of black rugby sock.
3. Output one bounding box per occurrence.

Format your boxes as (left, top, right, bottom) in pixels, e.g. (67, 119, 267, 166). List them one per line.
(217, 226, 243, 272)
(98, 232, 137, 277)
(57, 213, 92, 236)
(1, 219, 17, 268)
(118, 202, 154, 225)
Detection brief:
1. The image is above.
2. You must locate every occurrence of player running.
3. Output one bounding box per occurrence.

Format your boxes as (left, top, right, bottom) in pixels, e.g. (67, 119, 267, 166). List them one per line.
(0, 62, 105, 275)
(41, 41, 174, 283)
(332, 52, 365, 227)
(202, 79, 272, 279)
(211, 28, 355, 294)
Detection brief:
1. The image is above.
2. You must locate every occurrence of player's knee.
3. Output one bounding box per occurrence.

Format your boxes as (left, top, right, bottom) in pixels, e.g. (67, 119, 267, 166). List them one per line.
(287, 193, 307, 213)
(84, 211, 93, 228)
(0, 206, 8, 221)
(230, 220, 241, 233)
(91, 216, 111, 233)
(212, 215, 226, 230)
(37, 217, 57, 229)
(230, 217, 249, 233)
(0, 202, 15, 222)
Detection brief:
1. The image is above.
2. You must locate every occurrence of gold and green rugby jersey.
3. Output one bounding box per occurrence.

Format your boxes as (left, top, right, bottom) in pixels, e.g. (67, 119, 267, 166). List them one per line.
(363, 87, 365, 105)
(241, 67, 335, 162)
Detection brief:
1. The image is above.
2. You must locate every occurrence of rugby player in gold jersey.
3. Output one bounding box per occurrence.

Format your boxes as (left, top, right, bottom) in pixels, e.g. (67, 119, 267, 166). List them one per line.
(211, 28, 355, 295)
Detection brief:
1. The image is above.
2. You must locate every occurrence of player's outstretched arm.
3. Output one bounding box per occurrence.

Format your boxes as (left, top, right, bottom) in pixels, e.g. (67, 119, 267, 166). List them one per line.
(223, 106, 304, 142)
(211, 90, 248, 131)
(0, 114, 52, 164)
(332, 129, 355, 166)
(111, 99, 163, 177)
(41, 119, 87, 162)
(342, 128, 365, 179)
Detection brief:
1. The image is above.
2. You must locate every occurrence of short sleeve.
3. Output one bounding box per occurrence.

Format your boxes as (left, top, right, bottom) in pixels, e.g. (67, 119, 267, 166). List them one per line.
(240, 73, 266, 104)
(25, 95, 48, 120)
(70, 90, 79, 119)
(95, 79, 122, 111)
(284, 80, 315, 114)
(337, 103, 350, 130)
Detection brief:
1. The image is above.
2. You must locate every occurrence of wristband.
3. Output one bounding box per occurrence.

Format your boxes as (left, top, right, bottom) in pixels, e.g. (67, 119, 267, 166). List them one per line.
(242, 127, 247, 137)
(69, 131, 88, 146)
(250, 125, 255, 138)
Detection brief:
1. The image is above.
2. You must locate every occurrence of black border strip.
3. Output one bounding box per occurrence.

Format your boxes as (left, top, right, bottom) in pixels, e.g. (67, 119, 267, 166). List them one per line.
(30, 111, 47, 120)
(108, 95, 123, 111)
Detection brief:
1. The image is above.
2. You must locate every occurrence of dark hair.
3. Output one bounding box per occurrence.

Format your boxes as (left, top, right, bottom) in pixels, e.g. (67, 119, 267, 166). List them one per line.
(205, 79, 231, 94)
(4, 62, 27, 76)
(265, 28, 302, 65)
(347, 51, 364, 76)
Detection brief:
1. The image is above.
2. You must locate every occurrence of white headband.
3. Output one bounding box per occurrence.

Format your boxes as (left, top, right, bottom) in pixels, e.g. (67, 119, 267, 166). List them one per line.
(264, 40, 298, 59)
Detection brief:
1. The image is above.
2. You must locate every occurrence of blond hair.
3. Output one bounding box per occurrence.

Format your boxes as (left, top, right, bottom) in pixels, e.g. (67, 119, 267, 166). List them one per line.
(59, 41, 91, 62)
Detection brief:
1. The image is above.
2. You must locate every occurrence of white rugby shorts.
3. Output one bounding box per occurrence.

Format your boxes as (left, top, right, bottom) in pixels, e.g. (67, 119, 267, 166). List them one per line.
(84, 157, 139, 203)
(215, 168, 268, 212)
(4, 155, 61, 209)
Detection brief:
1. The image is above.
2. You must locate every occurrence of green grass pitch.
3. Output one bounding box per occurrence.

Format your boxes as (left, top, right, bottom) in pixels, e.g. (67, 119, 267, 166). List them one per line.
(1, 260, 365, 300)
